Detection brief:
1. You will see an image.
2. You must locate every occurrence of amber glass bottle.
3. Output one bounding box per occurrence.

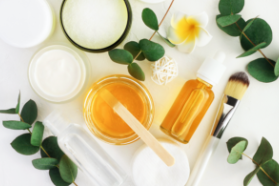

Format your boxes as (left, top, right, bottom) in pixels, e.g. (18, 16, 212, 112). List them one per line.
(160, 52, 226, 144)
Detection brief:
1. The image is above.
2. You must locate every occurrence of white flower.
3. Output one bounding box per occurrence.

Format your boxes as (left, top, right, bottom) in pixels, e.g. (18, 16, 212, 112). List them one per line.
(167, 12, 212, 54)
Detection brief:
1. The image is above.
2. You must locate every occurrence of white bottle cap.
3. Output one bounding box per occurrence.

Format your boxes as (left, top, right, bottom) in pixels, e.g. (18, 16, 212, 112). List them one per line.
(197, 51, 226, 86)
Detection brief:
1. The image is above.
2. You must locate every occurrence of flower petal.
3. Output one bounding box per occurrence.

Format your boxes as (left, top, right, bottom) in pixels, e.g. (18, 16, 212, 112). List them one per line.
(187, 12, 208, 27)
(177, 37, 196, 54)
(167, 26, 184, 45)
(196, 28, 212, 47)
(171, 12, 187, 28)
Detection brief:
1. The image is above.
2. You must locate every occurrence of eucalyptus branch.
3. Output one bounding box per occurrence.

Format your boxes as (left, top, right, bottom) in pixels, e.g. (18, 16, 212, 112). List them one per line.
(242, 153, 277, 184)
(235, 22, 274, 67)
(132, 0, 175, 61)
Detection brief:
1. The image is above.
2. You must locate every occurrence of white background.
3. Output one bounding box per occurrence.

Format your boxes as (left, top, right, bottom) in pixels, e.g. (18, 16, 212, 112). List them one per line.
(1, 0, 279, 185)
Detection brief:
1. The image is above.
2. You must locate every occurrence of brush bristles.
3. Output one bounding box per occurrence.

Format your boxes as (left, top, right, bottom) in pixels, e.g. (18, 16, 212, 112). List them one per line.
(224, 72, 250, 100)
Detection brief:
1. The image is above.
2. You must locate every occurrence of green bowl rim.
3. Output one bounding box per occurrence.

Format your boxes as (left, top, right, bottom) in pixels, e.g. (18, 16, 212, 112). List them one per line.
(60, 0, 132, 53)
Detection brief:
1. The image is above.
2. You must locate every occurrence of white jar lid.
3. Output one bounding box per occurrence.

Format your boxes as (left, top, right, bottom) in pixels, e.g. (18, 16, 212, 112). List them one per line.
(131, 140, 190, 186)
(0, 0, 54, 48)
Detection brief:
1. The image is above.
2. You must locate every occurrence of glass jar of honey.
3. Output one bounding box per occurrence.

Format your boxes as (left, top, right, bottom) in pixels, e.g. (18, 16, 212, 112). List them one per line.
(83, 75, 154, 145)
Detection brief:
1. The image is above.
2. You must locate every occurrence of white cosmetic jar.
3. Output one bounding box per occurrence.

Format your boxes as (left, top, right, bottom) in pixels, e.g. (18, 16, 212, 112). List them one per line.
(0, 0, 55, 48)
(28, 44, 91, 103)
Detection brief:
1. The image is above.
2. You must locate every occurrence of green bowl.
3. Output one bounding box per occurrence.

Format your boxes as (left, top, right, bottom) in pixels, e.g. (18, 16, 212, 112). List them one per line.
(60, 0, 132, 53)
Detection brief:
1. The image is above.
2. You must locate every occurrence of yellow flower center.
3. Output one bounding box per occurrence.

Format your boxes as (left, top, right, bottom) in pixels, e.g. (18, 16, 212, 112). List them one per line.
(175, 17, 200, 42)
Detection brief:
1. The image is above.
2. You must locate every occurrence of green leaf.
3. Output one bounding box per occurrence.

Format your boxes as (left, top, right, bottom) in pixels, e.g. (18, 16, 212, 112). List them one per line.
(219, 0, 245, 15)
(3, 120, 31, 130)
(216, 15, 246, 37)
(15, 91, 21, 113)
(227, 140, 248, 164)
(257, 159, 279, 186)
(139, 39, 165, 62)
(226, 137, 248, 159)
(0, 108, 16, 114)
(253, 137, 273, 165)
(41, 136, 64, 161)
(242, 16, 258, 34)
(32, 158, 59, 170)
(21, 99, 37, 125)
(11, 134, 40, 155)
(274, 58, 279, 77)
(128, 63, 145, 81)
(157, 32, 176, 47)
(59, 155, 78, 183)
(142, 8, 159, 31)
(124, 41, 145, 61)
(31, 121, 44, 146)
(237, 42, 266, 58)
(240, 18, 272, 51)
(247, 58, 278, 83)
(108, 49, 133, 65)
(49, 168, 71, 186)
(244, 167, 260, 186)
(217, 15, 242, 27)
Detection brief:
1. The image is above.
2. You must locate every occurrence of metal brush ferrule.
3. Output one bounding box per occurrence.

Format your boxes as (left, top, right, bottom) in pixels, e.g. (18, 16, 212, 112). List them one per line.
(211, 95, 240, 139)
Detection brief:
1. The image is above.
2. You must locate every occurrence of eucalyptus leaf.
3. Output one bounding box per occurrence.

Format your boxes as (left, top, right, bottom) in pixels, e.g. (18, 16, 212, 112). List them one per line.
(257, 159, 279, 186)
(219, 0, 244, 15)
(3, 120, 31, 130)
(11, 134, 40, 155)
(247, 58, 278, 83)
(242, 16, 258, 35)
(0, 108, 16, 114)
(237, 42, 266, 58)
(217, 15, 242, 27)
(227, 137, 248, 159)
(142, 8, 159, 31)
(32, 158, 59, 170)
(253, 137, 273, 165)
(139, 39, 165, 62)
(274, 58, 279, 77)
(21, 99, 37, 125)
(216, 15, 246, 37)
(59, 155, 78, 183)
(15, 91, 21, 113)
(128, 63, 145, 81)
(244, 167, 260, 186)
(31, 121, 44, 146)
(49, 168, 71, 186)
(227, 140, 248, 164)
(41, 136, 64, 160)
(108, 49, 133, 65)
(240, 18, 272, 51)
(124, 41, 145, 61)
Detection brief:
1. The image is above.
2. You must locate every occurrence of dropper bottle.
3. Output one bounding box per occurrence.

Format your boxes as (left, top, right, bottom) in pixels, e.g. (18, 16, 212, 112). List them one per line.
(43, 112, 134, 186)
(160, 52, 226, 144)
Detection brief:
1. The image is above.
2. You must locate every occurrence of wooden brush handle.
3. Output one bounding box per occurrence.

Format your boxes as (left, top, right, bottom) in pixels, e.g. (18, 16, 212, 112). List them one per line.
(100, 89, 175, 167)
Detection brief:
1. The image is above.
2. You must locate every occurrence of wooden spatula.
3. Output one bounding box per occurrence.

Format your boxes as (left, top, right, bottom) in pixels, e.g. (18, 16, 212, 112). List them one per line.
(99, 89, 175, 167)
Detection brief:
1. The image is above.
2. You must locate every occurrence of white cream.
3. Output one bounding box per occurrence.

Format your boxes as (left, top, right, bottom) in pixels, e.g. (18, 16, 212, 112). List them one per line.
(29, 45, 86, 103)
(0, 0, 54, 48)
(62, 0, 128, 49)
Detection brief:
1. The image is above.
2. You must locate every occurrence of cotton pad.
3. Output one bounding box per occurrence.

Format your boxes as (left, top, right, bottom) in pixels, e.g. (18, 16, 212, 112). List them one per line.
(0, 0, 54, 48)
(131, 140, 190, 186)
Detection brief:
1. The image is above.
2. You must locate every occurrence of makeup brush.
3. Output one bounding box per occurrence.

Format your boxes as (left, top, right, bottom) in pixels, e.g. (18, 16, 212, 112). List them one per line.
(186, 72, 250, 186)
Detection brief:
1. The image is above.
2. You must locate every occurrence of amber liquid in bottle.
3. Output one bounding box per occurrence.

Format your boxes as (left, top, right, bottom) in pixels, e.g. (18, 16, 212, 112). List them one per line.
(160, 78, 214, 144)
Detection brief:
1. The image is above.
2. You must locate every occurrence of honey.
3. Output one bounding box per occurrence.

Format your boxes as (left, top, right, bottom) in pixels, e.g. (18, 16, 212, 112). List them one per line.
(84, 75, 154, 145)
(92, 83, 145, 138)
(160, 78, 214, 144)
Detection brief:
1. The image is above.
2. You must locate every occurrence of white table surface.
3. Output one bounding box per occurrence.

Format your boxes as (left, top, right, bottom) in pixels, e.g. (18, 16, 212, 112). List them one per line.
(1, 0, 279, 185)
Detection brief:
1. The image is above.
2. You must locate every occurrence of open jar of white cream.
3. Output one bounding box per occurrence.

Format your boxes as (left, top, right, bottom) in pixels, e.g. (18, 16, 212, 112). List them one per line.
(28, 44, 90, 103)
(60, 0, 132, 53)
